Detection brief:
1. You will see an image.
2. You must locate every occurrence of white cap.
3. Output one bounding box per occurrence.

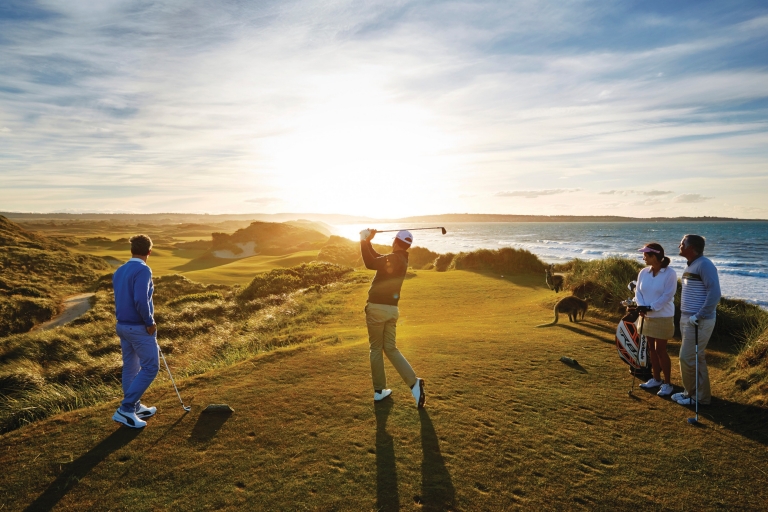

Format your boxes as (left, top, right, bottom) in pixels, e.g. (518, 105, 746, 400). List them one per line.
(395, 230, 413, 246)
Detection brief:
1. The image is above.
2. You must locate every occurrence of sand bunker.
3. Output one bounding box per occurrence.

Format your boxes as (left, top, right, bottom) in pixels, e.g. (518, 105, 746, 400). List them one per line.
(212, 241, 258, 259)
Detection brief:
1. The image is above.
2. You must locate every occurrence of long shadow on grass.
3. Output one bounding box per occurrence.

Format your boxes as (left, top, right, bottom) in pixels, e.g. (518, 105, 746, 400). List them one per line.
(374, 399, 399, 512)
(695, 398, 768, 447)
(418, 409, 455, 512)
(188, 410, 232, 444)
(550, 323, 614, 344)
(24, 427, 142, 512)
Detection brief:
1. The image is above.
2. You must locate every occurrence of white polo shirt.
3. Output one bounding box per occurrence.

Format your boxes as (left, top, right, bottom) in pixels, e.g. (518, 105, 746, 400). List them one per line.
(635, 266, 677, 318)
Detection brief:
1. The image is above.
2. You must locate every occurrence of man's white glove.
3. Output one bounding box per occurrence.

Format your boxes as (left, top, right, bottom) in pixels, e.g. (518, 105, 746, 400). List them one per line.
(359, 229, 371, 242)
(688, 314, 699, 326)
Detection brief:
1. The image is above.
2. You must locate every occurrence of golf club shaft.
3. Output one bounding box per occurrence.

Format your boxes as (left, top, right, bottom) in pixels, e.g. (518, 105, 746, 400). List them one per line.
(694, 324, 699, 421)
(375, 227, 445, 233)
(159, 346, 190, 410)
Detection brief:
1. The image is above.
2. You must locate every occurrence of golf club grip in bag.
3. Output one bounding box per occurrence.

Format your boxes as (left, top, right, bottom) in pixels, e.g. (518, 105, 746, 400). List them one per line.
(615, 309, 652, 376)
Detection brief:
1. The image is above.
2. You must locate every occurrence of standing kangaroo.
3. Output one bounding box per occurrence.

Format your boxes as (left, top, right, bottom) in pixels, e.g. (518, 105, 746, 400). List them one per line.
(545, 264, 564, 293)
(536, 296, 588, 327)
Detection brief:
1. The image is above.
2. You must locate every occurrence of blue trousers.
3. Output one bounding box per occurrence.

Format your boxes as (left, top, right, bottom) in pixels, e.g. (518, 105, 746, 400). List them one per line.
(117, 323, 159, 413)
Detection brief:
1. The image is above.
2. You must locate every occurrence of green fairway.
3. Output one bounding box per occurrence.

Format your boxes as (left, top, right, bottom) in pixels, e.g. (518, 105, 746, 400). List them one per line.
(1, 270, 766, 511)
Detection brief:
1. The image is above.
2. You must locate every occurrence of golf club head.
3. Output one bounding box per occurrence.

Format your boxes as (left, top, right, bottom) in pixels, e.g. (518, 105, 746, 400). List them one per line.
(687, 417, 698, 425)
(628, 280, 637, 292)
(182, 405, 191, 412)
(440, 227, 447, 235)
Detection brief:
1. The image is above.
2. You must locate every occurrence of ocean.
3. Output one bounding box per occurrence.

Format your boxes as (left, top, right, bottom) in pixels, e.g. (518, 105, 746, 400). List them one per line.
(336, 221, 768, 309)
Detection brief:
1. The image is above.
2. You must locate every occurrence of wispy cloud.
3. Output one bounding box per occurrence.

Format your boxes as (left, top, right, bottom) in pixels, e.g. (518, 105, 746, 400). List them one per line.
(673, 193, 712, 203)
(600, 190, 674, 196)
(496, 189, 581, 199)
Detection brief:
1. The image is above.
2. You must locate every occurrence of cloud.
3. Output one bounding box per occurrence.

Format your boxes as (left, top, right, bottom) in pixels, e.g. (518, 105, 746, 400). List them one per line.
(600, 189, 673, 196)
(496, 189, 581, 199)
(673, 193, 712, 203)
(245, 197, 281, 204)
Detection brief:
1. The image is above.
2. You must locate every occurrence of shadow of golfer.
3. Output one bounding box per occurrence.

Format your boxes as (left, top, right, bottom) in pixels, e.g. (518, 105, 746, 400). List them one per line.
(374, 398, 399, 511)
(418, 409, 455, 511)
(24, 427, 142, 512)
(188, 410, 232, 444)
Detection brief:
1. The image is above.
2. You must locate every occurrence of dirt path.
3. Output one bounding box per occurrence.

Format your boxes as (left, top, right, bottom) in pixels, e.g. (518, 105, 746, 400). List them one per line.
(33, 292, 95, 331)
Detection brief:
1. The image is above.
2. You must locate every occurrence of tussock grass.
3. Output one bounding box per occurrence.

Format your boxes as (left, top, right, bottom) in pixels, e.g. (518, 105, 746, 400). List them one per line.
(449, 247, 546, 275)
(238, 262, 352, 302)
(561, 257, 643, 310)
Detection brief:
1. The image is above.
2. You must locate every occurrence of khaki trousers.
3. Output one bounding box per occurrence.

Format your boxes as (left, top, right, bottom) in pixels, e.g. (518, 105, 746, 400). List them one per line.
(366, 303, 416, 391)
(679, 315, 716, 404)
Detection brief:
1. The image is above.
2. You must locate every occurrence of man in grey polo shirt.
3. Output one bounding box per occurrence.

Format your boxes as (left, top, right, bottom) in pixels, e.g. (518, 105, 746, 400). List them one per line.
(672, 234, 721, 406)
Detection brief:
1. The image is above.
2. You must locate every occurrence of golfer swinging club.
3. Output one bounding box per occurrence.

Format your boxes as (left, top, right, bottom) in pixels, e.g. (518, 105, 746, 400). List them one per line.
(360, 228, 425, 408)
(111, 234, 159, 428)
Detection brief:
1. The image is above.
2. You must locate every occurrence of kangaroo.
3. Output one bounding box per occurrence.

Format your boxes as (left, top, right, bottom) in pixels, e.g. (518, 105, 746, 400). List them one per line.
(536, 296, 588, 327)
(545, 264, 564, 293)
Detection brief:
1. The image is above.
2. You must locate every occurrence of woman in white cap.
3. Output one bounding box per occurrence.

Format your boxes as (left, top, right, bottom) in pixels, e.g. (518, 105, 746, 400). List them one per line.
(636, 242, 678, 397)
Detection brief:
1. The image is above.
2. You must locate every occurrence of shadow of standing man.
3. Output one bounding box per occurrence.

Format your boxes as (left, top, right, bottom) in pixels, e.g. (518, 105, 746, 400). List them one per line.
(375, 399, 399, 511)
(24, 427, 142, 511)
(419, 409, 455, 511)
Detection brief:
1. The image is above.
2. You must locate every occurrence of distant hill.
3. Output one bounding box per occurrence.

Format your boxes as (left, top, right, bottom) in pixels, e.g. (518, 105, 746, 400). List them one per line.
(209, 221, 329, 258)
(394, 214, 767, 223)
(0, 216, 110, 336)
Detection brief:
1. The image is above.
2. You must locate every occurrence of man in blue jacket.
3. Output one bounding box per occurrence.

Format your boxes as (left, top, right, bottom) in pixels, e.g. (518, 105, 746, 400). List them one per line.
(112, 234, 159, 428)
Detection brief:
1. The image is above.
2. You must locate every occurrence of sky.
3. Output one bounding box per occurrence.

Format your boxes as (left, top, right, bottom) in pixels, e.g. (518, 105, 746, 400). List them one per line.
(1, 0, 767, 218)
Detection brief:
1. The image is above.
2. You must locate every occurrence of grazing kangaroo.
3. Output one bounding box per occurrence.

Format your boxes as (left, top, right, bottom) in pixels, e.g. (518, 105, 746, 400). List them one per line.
(536, 296, 588, 327)
(545, 264, 564, 293)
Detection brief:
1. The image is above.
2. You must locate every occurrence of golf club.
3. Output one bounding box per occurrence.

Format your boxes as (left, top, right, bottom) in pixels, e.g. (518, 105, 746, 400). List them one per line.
(375, 227, 447, 235)
(158, 345, 191, 412)
(687, 324, 699, 425)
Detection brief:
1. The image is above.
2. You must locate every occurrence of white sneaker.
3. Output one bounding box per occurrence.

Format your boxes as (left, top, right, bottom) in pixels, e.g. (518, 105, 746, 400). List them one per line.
(112, 408, 147, 428)
(639, 378, 663, 389)
(657, 383, 674, 396)
(136, 403, 157, 418)
(374, 389, 392, 401)
(411, 378, 425, 408)
(671, 392, 688, 402)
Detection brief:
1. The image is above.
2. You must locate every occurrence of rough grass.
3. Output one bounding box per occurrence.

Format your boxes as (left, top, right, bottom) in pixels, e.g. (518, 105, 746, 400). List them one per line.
(0, 264, 359, 434)
(561, 257, 643, 311)
(1, 271, 767, 511)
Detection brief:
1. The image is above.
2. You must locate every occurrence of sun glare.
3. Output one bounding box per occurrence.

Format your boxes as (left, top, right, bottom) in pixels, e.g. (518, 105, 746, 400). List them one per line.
(260, 76, 458, 216)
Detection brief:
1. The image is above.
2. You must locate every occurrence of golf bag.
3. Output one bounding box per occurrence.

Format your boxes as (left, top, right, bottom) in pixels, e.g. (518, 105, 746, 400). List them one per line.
(615, 308, 652, 380)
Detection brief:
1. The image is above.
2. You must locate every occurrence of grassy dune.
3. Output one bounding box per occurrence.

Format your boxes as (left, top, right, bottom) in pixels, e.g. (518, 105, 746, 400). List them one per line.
(2, 270, 767, 511)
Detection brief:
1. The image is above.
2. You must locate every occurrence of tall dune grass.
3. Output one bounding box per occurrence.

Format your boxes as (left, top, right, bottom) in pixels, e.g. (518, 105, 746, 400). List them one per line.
(561, 257, 642, 310)
(449, 247, 545, 275)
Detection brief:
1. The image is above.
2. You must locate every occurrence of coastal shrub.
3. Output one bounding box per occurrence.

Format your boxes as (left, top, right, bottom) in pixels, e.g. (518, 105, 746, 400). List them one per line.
(408, 246, 440, 269)
(238, 262, 352, 302)
(712, 298, 768, 345)
(563, 257, 643, 310)
(0, 296, 58, 336)
(451, 248, 546, 275)
(167, 291, 224, 307)
(434, 253, 455, 272)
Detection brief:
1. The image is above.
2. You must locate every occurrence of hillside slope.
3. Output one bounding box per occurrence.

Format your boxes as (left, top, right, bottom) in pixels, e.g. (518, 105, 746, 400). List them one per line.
(1, 271, 766, 510)
(0, 216, 110, 335)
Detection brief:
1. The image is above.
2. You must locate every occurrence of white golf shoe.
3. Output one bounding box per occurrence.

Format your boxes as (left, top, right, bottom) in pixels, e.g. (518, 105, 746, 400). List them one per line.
(411, 378, 425, 408)
(112, 408, 147, 429)
(639, 378, 663, 389)
(657, 383, 674, 396)
(374, 389, 392, 401)
(136, 403, 157, 418)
